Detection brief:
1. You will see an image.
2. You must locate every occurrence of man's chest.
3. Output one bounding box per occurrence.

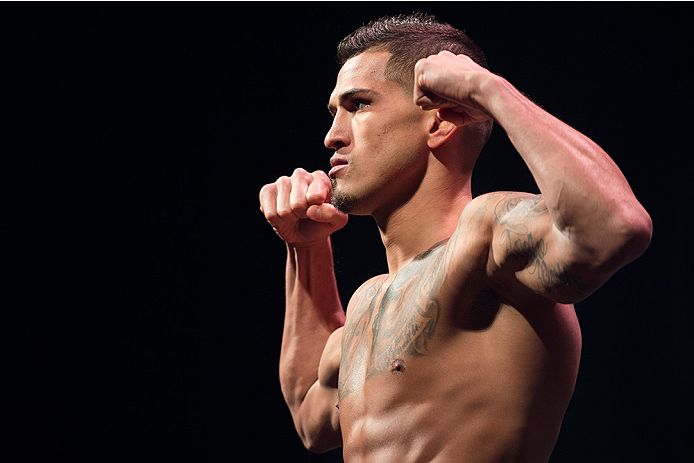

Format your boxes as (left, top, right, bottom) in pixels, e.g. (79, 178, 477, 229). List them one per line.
(338, 248, 451, 402)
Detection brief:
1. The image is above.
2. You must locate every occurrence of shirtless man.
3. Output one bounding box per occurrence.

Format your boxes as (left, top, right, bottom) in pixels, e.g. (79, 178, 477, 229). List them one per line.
(258, 14, 652, 462)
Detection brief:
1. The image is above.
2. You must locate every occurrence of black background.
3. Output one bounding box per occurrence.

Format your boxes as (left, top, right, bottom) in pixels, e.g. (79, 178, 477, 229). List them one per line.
(5, 2, 691, 462)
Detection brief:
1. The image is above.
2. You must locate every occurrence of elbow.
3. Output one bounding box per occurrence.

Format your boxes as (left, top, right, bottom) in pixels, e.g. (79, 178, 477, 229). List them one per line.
(300, 433, 338, 454)
(596, 203, 652, 270)
(302, 438, 328, 454)
(619, 203, 652, 263)
(293, 413, 341, 454)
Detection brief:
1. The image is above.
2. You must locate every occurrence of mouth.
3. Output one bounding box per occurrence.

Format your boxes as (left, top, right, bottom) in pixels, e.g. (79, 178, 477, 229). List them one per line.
(329, 155, 348, 178)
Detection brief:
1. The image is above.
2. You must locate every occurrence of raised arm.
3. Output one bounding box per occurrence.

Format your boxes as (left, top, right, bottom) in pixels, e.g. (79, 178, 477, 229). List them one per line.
(415, 51, 652, 302)
(259, 168, 348, 451)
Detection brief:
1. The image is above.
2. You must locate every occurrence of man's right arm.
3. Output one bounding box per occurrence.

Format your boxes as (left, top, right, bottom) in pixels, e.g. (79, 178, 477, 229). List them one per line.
(259, 168, 348, 452)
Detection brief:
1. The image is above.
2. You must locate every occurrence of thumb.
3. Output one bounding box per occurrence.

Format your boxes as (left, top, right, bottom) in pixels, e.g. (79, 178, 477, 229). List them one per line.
(437, 108, 470, 127)
(307, 203, 349, 228)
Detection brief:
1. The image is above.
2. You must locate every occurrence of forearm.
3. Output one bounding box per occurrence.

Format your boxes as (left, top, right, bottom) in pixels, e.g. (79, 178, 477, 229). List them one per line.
(280, 237, 345, 412)
(485, 77, 652, 261)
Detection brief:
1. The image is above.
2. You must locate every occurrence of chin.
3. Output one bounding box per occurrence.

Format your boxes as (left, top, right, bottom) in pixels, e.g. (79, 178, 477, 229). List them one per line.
(331, 190, 358, 214)
(331, 178, 365, 215)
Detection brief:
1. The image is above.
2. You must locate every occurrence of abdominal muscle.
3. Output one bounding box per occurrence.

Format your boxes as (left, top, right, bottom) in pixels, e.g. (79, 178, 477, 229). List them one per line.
(337, 301, 581, 463)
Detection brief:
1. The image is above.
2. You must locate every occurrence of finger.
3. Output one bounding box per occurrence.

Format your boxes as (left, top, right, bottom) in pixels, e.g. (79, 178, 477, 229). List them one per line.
(416, 95, 446, 110)
(259, 182, 277, 217)
(289, 168, 312, 219)
(275, 175, 300, 223)
(414, 65, 450, 109)
(306, 203, 349, 228)
(437, 108, 470, 127)
(306, 170, 332, 206)
(413, 59, 430, 106)
(260, 182, 293, 236)
(415, 93, 435, 109)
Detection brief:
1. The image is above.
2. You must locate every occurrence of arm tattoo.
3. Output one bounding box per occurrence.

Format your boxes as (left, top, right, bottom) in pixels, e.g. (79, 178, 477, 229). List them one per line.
(492, 193, 574, 291)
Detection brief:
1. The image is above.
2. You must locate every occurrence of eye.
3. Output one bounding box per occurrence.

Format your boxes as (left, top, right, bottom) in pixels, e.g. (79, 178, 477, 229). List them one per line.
(352, 99, 370, 112)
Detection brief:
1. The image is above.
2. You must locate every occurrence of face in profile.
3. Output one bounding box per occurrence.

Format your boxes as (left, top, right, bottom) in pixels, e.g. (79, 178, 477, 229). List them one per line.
(325, 51, 433, 216)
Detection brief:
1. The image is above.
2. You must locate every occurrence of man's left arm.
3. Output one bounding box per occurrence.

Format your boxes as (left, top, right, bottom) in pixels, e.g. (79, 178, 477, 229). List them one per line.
(415, 51, 652, 302)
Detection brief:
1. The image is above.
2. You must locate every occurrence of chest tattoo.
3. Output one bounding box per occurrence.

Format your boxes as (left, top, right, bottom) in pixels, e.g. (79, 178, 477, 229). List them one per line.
(338, 239, 454, 402)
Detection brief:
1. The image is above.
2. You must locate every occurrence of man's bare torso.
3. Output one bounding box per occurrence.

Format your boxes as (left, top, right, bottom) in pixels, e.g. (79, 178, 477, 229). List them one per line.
(329, 201, 582, 462)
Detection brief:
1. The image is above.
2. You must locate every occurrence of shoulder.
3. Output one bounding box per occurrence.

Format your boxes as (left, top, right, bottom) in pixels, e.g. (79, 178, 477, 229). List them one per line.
(443, 192, 545, 285)
(353, 274, 387, 297)
(457, 191, 557, 265)
(345, 274, 387, 316)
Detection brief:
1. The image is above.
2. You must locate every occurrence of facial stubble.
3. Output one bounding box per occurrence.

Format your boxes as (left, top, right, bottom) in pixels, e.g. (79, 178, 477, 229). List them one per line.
(330, 177, 357, 214)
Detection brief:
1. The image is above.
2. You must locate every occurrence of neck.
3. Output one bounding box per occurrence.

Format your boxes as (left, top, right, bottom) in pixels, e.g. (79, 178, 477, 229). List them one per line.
(372, 160, 472, 274)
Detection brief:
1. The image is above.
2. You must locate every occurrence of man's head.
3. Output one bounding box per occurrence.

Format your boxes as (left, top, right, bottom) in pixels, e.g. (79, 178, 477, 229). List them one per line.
(325, 14, 492, 216)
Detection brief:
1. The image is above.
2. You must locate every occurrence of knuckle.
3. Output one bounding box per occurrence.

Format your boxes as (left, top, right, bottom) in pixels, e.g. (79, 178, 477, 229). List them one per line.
(264, 209, 279, 222)
(259, 184, 277, 211)
(289, 198, 306, 212)
(276, 204, 294, 218)
(311, 169, 328, 181)
(292, 167, 309, 179)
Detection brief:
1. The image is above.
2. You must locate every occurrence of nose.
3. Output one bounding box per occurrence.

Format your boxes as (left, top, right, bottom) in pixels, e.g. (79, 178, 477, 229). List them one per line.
(324, 112, 351, 151)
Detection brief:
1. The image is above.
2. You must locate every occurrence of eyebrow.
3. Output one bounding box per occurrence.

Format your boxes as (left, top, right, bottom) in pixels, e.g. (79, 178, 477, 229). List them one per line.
(327, 87, 378, 116)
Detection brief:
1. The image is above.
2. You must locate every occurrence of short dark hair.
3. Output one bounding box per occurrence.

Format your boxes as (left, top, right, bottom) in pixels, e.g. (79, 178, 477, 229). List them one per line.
(336, 13, 488, 91)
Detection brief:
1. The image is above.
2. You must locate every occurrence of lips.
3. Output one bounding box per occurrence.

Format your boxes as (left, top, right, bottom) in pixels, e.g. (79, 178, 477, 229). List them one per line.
(329, 164, 347, 177)
(329, 155, 348, 177)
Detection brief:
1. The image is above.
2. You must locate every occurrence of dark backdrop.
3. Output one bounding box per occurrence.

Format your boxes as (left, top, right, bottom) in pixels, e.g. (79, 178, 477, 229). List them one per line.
(5, 2, 691, 462)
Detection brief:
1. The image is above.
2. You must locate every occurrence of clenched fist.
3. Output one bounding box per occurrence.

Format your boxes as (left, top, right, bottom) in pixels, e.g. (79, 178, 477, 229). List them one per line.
(259, 168, 348, 246)
(414, 50, 495, 127)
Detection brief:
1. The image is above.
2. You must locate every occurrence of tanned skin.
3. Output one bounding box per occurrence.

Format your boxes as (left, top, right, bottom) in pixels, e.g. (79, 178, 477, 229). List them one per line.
(259, 50, 652, 462)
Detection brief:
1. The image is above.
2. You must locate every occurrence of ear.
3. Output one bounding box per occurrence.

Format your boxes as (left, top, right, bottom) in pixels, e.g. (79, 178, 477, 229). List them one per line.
(426, 111, 460, 150)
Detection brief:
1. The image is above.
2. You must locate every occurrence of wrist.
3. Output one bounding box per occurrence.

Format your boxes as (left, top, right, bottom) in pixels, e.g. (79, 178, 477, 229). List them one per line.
(286, 237, 331, 251)
(475, 73, 511, 119)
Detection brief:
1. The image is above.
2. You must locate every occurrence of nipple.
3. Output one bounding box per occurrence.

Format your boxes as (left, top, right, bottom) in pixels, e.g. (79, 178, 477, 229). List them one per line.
(390, 358, 406, 374)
